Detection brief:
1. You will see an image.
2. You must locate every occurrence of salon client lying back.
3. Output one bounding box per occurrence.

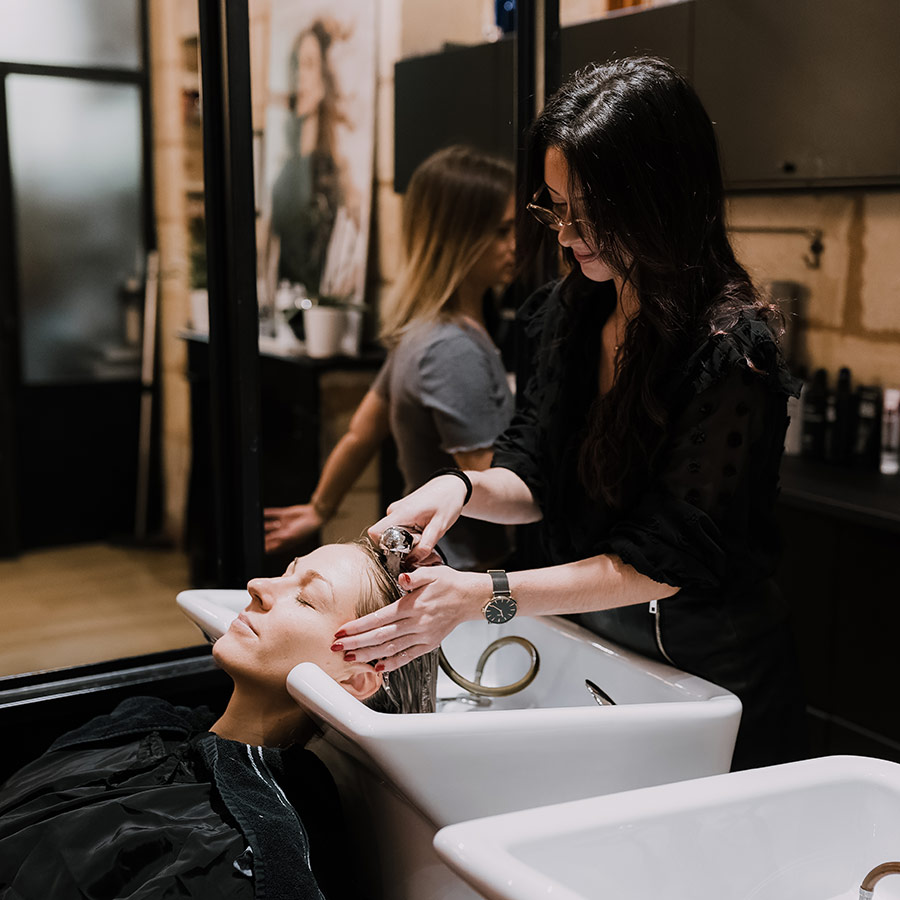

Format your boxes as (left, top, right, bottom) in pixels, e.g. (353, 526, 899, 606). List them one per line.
(0, 539, 436, 900)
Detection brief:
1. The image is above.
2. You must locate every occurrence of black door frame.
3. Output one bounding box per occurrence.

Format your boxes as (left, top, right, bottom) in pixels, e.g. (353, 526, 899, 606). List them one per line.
(197, 0, 264, 588)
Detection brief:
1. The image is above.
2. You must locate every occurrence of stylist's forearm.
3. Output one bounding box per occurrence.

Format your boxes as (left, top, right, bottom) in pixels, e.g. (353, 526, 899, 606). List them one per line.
(498, 554, 679, 618)
(462, 467, 542, 524)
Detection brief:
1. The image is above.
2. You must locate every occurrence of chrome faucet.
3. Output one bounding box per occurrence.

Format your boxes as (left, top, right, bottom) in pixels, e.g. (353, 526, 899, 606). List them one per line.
(860, 861, 900, 899)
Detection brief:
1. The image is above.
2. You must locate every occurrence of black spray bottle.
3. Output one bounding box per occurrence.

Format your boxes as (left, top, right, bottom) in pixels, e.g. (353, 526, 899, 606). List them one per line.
(801, 368, 828, 460)
(824, 367, 857, 465)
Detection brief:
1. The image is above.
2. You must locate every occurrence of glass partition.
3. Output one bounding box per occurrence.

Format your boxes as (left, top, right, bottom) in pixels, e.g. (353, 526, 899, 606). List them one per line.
(0, 0, 140, 69)
(8, 75, 144, 383)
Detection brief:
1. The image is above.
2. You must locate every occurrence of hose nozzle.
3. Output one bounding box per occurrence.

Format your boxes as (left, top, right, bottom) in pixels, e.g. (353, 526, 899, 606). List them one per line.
(379, 526, 415, 580)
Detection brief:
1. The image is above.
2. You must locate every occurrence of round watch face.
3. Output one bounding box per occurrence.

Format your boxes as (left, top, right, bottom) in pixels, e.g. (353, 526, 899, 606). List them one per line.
(484, 596, 517, 624)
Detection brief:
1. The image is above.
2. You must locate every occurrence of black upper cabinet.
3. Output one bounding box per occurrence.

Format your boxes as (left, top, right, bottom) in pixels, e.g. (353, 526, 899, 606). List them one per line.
(393, 38, 514, 192)
(693, 0, 900, 189)
(561, 1, 693, 79)
(394, 0, 900, 192)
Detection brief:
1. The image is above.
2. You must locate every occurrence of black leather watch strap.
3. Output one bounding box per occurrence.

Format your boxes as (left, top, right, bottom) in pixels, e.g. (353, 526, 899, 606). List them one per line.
(488, 569, 511, 597)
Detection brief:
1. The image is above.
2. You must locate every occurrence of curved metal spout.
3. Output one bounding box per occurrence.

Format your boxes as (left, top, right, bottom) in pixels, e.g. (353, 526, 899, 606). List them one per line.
(860, 861, 900, 898)
(439, 636, 540, 698)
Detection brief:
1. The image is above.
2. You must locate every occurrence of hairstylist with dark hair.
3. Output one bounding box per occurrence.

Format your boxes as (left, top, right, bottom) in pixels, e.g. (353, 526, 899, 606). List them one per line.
(332, 56, 807, 771)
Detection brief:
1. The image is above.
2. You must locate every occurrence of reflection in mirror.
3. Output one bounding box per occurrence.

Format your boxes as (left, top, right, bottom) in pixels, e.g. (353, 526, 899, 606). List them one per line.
(0, 1, 200, 678)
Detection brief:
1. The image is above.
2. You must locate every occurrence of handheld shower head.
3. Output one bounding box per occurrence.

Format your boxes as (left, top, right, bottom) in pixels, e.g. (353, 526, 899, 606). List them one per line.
(379, 526, 415, 580)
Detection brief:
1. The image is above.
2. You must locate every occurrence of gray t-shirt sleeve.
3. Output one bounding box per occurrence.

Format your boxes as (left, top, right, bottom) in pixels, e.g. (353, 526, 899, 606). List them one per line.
(418, 330, 512, 454)
(371, 356, 392, 401)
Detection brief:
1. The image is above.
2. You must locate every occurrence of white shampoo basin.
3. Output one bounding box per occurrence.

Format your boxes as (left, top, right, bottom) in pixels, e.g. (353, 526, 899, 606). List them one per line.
(434, 755, 900, 900)
(286, 615, 741, 824)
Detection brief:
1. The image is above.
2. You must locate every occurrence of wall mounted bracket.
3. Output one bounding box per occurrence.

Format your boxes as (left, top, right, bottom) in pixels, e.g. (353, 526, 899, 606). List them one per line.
(730, 225, 825, 269)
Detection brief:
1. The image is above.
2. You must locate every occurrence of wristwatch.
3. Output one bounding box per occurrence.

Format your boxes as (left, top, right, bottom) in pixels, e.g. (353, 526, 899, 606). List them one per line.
(483, 570, 517, 624)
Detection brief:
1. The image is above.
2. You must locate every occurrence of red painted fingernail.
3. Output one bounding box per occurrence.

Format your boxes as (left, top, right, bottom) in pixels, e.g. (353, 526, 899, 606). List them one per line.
(400, 573, 411, 585)
(333, 629, 347, 639)
(374, 663, 385, 672)
(344, 653, 356, 662)
(330, 642, 343, 652)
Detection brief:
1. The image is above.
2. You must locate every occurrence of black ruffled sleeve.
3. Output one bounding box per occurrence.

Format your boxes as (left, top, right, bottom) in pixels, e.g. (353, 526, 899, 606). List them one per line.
(490, 282, 560, 505)
(601, 318, 800, 592)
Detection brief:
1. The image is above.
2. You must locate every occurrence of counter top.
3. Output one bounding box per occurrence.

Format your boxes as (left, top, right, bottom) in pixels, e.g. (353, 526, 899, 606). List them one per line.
(779, 456, 900, 533)
(179, 328, 385, 370)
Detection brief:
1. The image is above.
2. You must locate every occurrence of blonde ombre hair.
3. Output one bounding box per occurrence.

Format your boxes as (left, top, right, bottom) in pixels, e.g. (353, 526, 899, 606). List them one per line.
(379, 145, 514, 347)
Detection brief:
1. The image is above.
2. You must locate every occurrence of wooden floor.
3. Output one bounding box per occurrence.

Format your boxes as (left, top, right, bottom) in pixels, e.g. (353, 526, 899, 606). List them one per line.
(0, 543, 201, 678)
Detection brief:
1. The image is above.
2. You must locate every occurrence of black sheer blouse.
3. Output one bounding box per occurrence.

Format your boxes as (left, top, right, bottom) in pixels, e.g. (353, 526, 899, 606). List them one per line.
(493, 279, 801, 601)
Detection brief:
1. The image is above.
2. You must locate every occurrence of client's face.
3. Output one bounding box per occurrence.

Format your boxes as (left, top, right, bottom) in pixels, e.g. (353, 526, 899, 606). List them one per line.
(213, 544, 375, 696)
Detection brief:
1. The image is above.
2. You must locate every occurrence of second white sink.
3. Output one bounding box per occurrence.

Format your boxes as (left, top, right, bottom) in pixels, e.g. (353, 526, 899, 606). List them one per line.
(434, 754, 900, 900)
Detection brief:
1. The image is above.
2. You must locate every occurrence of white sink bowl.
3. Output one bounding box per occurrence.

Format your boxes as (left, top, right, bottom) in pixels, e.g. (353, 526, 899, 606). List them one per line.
(286, 613, 741, 825)
(434, 755, 900, 900)
(177, 589, 740, 822)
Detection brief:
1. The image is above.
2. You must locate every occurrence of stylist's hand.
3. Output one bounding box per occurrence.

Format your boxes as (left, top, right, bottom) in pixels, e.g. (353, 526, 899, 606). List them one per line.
(332, 565, 487, 672)
(264, 504, 324, 554)
(368, 474, 468, 565)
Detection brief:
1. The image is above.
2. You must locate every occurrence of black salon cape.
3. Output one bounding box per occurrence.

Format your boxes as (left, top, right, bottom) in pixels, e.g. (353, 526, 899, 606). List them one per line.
(0, 696, 357, 899)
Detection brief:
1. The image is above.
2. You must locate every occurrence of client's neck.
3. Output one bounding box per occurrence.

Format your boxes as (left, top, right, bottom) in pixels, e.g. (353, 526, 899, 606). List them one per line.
(211, 685, 316, 748)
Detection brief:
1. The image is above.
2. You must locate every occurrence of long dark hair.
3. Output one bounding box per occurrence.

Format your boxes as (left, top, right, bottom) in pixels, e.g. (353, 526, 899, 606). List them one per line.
(287, 19, 347, 162)
(522, 56, 778, 509)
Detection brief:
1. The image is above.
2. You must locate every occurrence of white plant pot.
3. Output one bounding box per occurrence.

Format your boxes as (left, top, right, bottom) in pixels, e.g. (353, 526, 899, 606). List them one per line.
(303, 306, 347, 358)
(190, 289, 209, 333)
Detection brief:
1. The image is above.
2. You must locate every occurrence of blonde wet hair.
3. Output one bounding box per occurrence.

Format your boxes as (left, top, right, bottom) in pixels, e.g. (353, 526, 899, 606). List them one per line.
(379, 145, 514, 348)
(353, 537, 438, 714)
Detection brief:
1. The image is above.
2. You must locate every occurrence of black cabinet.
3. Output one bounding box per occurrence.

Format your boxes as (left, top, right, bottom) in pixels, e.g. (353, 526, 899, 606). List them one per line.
(776, 458, 900, 763)
(561, 1, 693, 77)
(11, 380, 150, 550)
(394, 38, 515, 192)
(394, 0, 900, 192)
(693, 0, 900, 188)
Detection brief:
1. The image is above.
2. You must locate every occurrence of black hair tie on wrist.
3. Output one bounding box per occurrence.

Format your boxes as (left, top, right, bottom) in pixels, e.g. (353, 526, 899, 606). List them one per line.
(430, 467, 472, 506)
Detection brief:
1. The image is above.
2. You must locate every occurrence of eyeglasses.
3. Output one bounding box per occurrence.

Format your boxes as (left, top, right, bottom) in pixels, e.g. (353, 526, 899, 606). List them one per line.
(526, 187, 590, 232)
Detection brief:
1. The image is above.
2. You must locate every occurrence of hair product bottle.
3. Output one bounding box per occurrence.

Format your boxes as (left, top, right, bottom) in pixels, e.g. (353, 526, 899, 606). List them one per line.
(801, 368, 828, 461)
(784, 367, 806, 456)
(824, 367, 856, 465)
(881, 388, 900, 475)
(852, 384, 883, 470)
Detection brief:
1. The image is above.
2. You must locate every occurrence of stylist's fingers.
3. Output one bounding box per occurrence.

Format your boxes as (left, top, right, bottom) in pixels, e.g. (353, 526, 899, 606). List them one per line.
(398, 566, 440, 593)
(374, 642, 433, 673)
(332, 604, 422, 664)
(334, 591, 411, 640)
(342, 628, 422, 665)
(368, 505, 432, 546)
(413, 546, 444, 567)
(336, 568, 441, 641)
(367, 509, 401, 545)
(407, 518, 449, 563)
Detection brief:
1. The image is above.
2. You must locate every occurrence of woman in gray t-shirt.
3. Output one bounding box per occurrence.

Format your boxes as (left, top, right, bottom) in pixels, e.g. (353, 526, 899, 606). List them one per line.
(264, 145, 515, 571)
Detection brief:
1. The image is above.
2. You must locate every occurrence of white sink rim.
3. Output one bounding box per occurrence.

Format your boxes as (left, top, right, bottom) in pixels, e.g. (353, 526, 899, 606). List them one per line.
(433, 754, 900, 900)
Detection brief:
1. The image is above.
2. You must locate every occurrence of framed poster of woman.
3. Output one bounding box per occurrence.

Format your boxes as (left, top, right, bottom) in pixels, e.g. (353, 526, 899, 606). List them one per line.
(261, 3, 375, 313)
